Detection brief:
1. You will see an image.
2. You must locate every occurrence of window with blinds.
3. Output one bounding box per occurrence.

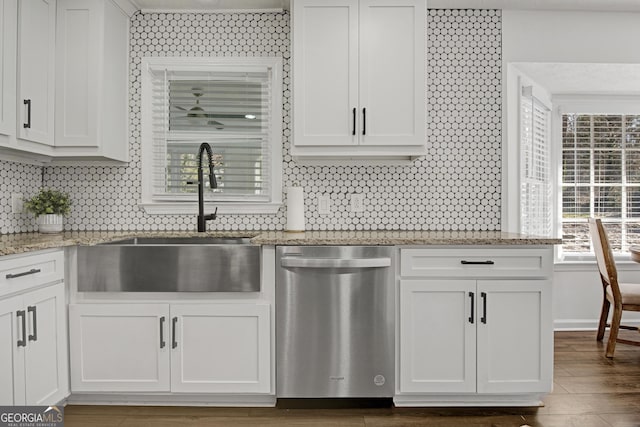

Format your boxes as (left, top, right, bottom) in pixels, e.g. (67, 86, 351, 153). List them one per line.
(520, 87, 552, 237)
(149, 68, 272, 202)
(562, 114, 640, 253)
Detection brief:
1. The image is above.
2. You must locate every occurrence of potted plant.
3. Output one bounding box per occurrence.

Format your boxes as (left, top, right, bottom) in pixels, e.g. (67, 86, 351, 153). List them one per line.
(24, 189, 71, 233)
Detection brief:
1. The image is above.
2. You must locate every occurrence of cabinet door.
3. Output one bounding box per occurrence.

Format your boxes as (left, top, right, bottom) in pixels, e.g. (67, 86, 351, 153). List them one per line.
(55, 0, 100, 148)
(292, 0, 358, 147)
(399, 280, 476, 393)
(0, 296, 24, 405)
(69, 303, 171, 392)
(476, 280, 553, 394)
(359, 0, 425, 146)
(22, 283, 67, 405)
(17, 0, 56, 145)
(170, 303, 271, 393)
(0, 0, 17, 139)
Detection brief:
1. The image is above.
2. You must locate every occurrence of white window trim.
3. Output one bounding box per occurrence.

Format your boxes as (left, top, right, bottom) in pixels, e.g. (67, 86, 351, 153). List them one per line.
(503, 64, 554, 234)
(139, 56, 283, 215)
(553, 95, 640, 263)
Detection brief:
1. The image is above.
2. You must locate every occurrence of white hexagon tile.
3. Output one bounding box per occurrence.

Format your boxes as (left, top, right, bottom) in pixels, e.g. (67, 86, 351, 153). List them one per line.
(0, 9, 502, 234)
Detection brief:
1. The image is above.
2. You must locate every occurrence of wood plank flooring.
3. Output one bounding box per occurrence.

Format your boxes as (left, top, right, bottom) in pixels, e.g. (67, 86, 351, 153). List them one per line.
(64, 330, 640, 427)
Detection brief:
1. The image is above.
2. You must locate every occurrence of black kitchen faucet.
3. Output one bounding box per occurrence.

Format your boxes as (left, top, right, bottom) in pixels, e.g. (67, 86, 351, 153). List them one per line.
(197, 142, 217, 232)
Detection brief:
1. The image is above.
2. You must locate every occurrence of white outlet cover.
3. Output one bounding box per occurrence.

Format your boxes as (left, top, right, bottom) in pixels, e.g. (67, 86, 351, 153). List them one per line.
(350, 193, 364, 212)
(11, 193, 23, 214)
(318, 194, 330, 215)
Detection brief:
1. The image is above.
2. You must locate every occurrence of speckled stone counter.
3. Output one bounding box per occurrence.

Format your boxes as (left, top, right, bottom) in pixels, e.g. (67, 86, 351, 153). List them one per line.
(0, 230, 561, 256)
(252, 230, 561, 246)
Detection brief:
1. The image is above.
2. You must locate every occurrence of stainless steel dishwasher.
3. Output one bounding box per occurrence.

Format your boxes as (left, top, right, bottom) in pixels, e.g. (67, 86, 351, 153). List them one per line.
(276, 246, 394, 398)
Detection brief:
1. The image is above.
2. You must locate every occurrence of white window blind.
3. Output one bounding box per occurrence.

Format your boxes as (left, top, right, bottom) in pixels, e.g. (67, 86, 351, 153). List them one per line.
(149, 68, 272, 202)
(562, 114, 640, 253)
(520, 86, 552, 236)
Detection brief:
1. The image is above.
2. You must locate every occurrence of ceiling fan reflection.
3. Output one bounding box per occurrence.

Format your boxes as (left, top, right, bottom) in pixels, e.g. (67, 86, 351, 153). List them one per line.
(173, 88, 257, 129)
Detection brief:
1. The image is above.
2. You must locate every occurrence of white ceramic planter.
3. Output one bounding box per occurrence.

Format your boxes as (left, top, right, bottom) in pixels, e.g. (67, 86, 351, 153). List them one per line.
(37, 214, 64, 233)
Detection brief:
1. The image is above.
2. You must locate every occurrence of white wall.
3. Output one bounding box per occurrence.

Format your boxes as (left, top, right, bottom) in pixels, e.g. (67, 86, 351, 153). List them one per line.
(503, 10, 640, 64)
(554, 265, 640, 330)
(503, 10, 640, 329)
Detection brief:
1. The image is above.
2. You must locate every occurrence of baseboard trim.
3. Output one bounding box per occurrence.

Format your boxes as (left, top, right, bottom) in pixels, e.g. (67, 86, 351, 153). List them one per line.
(393, 393, 546, 407)
(554, 319, 640, 331)
(67, 393, 276, 407)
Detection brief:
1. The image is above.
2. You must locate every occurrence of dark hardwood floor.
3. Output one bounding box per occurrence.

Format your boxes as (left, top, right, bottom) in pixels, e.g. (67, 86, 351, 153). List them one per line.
(65, 330, 640, 427)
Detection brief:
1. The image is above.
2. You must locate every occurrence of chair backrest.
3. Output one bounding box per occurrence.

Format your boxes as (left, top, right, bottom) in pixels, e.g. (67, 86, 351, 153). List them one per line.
(588, 218, 620, 294)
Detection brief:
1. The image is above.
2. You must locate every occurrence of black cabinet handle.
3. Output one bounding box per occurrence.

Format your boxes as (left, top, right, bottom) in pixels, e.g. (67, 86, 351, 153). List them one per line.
(16, 310, 27, 347)
(461, 260, 494, 265)
(172, 317, 178, 349)
(6, 268, 41, 279)
(28, 306, 37, 342)
(352, 107, 356, 136)
(23, 99, 31, 129)
(468, 292, 475, 324)
(159, 316, 166, 349)
(481, 292, 487, 324)
(362, 108, 366, 135)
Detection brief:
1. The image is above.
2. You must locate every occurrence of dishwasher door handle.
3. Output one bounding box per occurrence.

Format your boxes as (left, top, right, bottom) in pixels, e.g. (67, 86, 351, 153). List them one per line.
(280, 257, 391, 269)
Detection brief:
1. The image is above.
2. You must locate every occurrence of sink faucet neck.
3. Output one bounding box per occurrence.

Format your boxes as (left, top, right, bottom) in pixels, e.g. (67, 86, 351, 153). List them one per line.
(197, 142, 218, 232)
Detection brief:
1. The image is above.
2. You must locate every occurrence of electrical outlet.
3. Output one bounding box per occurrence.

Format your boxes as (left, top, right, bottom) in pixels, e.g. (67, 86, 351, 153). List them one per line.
(11, 193, 23, 214)
(350, 193, 364, 213)
(318, 194, 331, 215)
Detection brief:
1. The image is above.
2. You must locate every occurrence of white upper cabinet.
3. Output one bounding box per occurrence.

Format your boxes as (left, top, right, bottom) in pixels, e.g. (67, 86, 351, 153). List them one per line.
(292, 0, 426, 159)
(17, 0, 56, 147)
(54, 0, 129, 162)
(0, 0, 17, 140)
(0, 0, 129, 164)
(293, 1, 358, 148)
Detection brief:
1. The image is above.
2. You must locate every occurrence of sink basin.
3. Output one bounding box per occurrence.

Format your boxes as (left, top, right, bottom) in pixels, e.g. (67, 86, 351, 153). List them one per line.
(77, 236, 260, 292)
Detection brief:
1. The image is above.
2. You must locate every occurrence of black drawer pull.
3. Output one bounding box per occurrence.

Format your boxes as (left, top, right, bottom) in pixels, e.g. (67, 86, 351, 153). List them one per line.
(362, 107, 366, 135)
(172, 317, 178, 349)
(6, 268, 41, 279)
(159, 316, 166, 349)
(481, 292, 487, 324)
(17, 310, 27, 347)
(468, 292, 475, 324)
(23, 99, 31, 129)
(352, 107, 356, 136)
(460, 260, 494, 265)
(28, 306, 37, 342)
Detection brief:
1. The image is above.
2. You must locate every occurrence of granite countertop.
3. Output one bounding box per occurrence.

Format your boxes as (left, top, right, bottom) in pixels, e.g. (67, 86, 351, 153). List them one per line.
(251, 230, 562, 246)
(0, 230, 561, 256)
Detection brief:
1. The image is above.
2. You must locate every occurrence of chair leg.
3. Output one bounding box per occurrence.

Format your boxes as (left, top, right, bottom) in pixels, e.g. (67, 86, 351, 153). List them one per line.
(605, 305, 623, 358)
(597, 298, 610, 341)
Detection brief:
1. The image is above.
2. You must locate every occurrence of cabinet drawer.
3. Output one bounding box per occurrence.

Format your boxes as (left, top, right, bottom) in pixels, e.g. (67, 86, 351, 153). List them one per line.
(0, 250, 64, 296)
(400, 248, 552, 279)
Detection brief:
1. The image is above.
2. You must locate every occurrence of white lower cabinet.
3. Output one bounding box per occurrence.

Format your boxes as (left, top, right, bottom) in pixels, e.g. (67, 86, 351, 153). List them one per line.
(400, 279, 552, 394)
(0, 283, 67, 405)
(69, 302, 271, 394)
(397, 247, 554, 406)
(170, 304, 270, 393)
(69, 304, 170, 392)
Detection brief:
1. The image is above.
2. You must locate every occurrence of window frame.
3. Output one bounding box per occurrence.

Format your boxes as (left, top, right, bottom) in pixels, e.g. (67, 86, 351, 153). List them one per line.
(139, 56, 283, 215)
(503, 66, 555, 236)
(553, 95, 640, 262)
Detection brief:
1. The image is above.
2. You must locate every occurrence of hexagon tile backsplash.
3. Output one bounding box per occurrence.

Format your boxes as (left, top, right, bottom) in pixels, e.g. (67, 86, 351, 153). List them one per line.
(1, 9, 501, 234)
(0, 159, 43, 234)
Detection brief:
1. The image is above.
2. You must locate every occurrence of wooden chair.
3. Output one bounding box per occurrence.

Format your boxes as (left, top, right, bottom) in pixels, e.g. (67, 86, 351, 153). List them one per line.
(588, 218, 640, 358)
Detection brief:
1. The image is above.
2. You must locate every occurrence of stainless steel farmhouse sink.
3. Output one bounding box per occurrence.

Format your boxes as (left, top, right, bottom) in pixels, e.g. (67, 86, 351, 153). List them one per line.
(77, 237, 260, 292)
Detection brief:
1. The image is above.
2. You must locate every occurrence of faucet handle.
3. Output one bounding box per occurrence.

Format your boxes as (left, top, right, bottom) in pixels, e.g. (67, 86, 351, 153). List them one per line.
(204, 207, 217, 222)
